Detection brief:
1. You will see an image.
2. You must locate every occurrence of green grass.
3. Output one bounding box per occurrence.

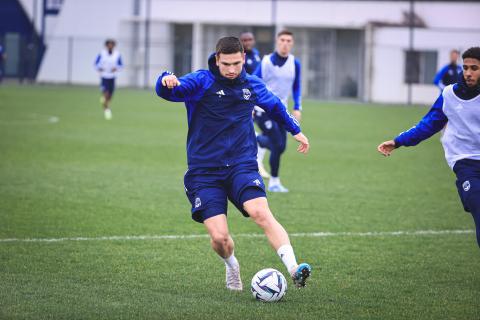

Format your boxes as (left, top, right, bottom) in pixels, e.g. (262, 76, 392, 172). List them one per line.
(0, 84, 478, 320)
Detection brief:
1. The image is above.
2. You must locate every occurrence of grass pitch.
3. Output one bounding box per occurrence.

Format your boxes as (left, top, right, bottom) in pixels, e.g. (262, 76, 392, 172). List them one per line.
(0, 84, 478, 319)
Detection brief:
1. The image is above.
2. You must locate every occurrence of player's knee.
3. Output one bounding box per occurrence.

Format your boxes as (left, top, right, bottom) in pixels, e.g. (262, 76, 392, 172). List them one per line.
(210, 231, 230, 247)
(249, 207, 274, 228)
(278, 140, 287, 153)
(465, 192, 480, 212)
(272, 142, 286, 154)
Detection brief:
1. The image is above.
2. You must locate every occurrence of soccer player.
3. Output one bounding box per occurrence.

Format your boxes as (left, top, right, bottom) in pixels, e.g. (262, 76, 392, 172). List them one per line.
(239, 31, 270, 179)
(253, 30, 302, 192)
(240, 32, 261, 75)
(433, 49, 462, 91)
(94, 39, 123, 120)
(155, 37, 312, 290)
(378, 47, 480, 248)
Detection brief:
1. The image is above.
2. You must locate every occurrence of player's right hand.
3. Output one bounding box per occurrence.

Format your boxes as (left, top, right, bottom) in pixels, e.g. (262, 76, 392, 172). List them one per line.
(162, 75, 181, 89)
(377, 140, 396, 157)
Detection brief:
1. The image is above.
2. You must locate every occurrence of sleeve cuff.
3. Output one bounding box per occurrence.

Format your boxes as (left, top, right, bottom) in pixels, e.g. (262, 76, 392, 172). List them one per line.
(393, 137, 402, 148)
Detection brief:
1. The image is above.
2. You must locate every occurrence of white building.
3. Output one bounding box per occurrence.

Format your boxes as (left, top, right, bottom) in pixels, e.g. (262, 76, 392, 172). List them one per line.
(19, 0, 480, 104)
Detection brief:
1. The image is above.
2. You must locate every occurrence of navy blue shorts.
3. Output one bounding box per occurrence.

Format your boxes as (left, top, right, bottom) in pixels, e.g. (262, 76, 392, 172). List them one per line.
(183, 161, 267, 223)
(453, 159, 480, 213)
(100, 78, 115, 95)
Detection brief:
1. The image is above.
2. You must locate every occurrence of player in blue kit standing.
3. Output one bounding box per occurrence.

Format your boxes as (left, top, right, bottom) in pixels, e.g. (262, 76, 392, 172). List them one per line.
(378, 47, 480, 248)
(433, 49, 462, 91)
(156, 37, 312, 290)
(254, 30, 302, 192)
(94, 39, 123, 120)
(240, 32, 261, 75)
(239, 31, 271, 178)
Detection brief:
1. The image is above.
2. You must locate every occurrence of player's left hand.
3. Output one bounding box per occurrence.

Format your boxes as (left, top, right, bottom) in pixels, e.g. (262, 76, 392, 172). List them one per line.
(294, 132, 309, 154)
(292, 110, 302, 122)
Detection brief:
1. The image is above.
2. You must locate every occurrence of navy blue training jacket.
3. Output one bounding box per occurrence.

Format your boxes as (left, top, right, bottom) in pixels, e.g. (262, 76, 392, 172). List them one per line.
(155, 54, 301, 169)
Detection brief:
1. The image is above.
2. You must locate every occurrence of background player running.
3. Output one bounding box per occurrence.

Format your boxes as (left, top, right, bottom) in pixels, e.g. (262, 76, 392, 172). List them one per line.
(94, 39, 123, 120)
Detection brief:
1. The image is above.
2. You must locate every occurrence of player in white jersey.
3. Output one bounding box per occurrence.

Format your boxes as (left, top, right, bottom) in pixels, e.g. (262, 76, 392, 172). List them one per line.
(378, 47, 480, 248)
(94, 39, 123, 120)
(254, 30, 302, 193)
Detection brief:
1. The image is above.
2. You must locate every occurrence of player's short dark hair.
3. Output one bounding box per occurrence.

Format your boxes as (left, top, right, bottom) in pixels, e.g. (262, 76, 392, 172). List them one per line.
(462, 47, 480, 61)
(216, 37, 244, 56)
(277, 30, 293, 38)
(239, 32, 254, 41)
(450, 49, 460, 54)
(105, 39, 116, 46)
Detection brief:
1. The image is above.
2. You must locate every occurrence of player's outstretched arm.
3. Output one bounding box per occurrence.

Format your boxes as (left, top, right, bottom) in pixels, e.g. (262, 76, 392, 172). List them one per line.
(377, 140, 396, 157)
(155, 71, 205, 102)
(161, 74, 181, 89)
(377, 94, 448, 158)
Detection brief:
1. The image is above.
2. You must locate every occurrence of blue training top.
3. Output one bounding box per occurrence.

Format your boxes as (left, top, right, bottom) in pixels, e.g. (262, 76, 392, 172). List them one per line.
(156, 54, 301, 169)
(244, 48, 261, 75)
(433, 63, 462, 90)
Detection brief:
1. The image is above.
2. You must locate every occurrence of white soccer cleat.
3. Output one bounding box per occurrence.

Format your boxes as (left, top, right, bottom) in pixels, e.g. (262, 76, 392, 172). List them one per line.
(226, 265, 243, 291)
(258, 162, 270, 179)
(268, 184, 289, 193)
(104, 108, 112, 120)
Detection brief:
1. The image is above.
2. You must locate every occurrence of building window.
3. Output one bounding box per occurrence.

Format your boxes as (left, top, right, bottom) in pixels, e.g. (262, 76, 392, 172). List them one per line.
(405, 50, 438, 84)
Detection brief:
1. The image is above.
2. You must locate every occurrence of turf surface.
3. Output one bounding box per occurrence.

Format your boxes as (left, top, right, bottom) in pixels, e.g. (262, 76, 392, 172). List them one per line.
(0, 84, 478, 319)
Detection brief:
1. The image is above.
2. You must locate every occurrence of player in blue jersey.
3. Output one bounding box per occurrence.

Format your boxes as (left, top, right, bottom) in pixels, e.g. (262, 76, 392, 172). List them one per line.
(94, 39, 123, 120)
(378, 47, 480, 248)
(254, 30, 302, 192)
(239, 31, 271, 178)
(433, 49, 462, 91)
(240, 32, 261, 75)
(156, 37, 312, 290)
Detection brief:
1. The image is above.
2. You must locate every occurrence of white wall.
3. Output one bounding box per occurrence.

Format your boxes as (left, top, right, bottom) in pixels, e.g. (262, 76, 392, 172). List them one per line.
(36, 0, 480, 104)
(370, 27, 480, 105)
(149, 1, 480, 29)
(37, 0, 133, 85)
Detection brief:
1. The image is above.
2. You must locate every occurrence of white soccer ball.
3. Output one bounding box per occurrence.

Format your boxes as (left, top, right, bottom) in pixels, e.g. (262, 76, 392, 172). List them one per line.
(251, 268, 287, 302)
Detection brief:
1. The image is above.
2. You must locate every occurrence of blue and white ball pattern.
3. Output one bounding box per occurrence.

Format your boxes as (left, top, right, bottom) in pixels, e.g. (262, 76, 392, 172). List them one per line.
(251, 268, 287, 302)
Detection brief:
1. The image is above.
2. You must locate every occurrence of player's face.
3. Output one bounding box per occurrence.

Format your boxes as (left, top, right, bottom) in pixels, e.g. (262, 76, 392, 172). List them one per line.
(240, 34, 255, 51)
(450, 51, 459, 64)
(216, 52, 245, 79)
(462, 58, 480, 87)
(276, 35, 294, 56)
(106, 42, 115, 51)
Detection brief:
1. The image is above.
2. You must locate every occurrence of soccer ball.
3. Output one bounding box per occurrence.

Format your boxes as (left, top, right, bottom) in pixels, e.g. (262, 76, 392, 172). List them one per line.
(251, 268, 287, 302)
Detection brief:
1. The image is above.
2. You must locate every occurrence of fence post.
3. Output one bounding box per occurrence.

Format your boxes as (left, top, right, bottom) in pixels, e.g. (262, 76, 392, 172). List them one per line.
(67, 36, 73, 84)
(144, 0, 151, 89)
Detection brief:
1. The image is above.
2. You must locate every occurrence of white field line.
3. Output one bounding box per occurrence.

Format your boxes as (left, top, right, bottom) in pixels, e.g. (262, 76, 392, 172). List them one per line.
(0, 229, 474, 243)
